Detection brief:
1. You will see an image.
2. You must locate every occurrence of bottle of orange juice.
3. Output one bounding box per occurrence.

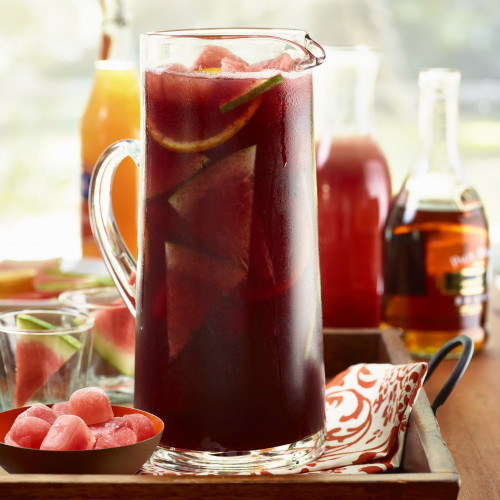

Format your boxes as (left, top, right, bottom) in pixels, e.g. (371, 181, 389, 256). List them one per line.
(80, 0, 139, 259)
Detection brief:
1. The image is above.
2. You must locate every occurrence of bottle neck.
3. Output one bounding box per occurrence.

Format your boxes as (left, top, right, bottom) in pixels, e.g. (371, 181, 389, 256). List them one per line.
(318, 46, 378, 137)
(99, 0, 133, 62)
(417, 72, 461, 173)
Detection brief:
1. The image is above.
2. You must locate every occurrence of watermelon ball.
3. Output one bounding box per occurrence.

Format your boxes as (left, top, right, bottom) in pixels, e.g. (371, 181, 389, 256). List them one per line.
(15, 403, 58, 426)
(52, 401, 70, 416)
(4, 416, 51, 449)
(123, 413, 156, 441)
(40, 414, 95, 451)
(95, 426, 137, 449)
(68, 387, 113, 425)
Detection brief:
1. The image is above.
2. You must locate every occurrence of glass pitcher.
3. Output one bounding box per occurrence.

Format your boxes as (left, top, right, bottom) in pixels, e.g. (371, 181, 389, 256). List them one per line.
(89, 28, 326, 474)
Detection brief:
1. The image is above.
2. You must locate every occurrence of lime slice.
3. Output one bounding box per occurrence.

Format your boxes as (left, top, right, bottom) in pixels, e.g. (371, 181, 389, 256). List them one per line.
(220, 74, 284, 114)
(16, 314, 83, 351)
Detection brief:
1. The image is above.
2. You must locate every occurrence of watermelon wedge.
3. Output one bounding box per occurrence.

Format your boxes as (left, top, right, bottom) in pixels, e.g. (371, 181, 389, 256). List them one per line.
(165, 242, 247, 359)
(14, 315, 82, 408)
(92, 304, 135, 377)
(169, 145, 256, 266)
(165, 145, 257, 359)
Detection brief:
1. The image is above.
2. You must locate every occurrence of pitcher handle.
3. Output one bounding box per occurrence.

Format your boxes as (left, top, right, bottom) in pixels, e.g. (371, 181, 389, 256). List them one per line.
(88, 139, 140, 317)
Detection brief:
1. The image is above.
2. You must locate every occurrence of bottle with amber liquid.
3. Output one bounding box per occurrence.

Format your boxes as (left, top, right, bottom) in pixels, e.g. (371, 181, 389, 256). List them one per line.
(383, 69, 489, 357)
(80, 0, 139, 258)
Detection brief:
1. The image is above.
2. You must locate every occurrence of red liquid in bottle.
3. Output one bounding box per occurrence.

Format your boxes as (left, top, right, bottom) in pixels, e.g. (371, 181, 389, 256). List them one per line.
(316, 134, 391, 327)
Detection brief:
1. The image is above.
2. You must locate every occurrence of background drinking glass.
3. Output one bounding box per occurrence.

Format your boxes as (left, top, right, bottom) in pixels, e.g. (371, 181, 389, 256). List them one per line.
(0, 308, 93, 411)
(58, 286, 135, 403)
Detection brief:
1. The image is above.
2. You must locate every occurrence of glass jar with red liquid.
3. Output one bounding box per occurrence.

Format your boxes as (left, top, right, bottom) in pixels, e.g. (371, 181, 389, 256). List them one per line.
(315, 46, 391, 328)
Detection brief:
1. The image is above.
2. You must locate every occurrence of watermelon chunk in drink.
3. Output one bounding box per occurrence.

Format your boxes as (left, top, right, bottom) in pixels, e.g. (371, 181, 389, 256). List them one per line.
(92, 302, 135, 377)
(13, 314, 83, 408)
(135, 42, 325, 452)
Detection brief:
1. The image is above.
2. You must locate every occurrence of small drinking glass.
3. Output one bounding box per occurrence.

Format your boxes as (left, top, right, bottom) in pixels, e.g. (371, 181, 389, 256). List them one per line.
(0, 308, 94, 411)
(58, 286, 135, 403)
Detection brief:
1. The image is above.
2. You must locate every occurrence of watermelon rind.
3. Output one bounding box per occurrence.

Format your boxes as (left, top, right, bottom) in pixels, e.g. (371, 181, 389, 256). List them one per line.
(92, 330, 135, 377)
(219, 74, 284, 114)
(16, 314, 83, 351)
(14, 314, 83, 407)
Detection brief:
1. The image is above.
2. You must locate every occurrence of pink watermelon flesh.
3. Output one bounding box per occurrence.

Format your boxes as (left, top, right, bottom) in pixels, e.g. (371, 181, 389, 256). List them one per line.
(123, 413, 156, 441)
(88, 416, 130, 440)
(165, 243, 246, 359)
(95, 426, 137, 449)
(52, 401, 70, 416)
(40, 414, 95, 451)
(192, 44, 248, 71)
(68, 387, 114, 425)
(92, 303, 135, 377)
(169, 145, 255, 266)
(4, 416, 51, 449)
(15, 403, 57, 426)
(165, 146, 256, 359)
(14, 338, 76, 408)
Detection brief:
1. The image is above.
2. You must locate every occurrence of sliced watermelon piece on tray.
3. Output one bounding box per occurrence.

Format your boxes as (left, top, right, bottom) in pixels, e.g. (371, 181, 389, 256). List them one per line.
(14, 315, 82, 408)
(92, 304, 135, 377)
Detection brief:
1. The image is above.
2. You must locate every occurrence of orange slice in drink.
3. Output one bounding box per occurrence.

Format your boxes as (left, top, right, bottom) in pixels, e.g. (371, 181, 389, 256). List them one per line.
(145, 67, 263, 153)
(147, 96, 261, 153)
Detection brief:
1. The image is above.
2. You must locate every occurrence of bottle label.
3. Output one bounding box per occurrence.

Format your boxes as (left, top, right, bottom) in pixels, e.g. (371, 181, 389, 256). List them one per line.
(439, 265, 487, 296)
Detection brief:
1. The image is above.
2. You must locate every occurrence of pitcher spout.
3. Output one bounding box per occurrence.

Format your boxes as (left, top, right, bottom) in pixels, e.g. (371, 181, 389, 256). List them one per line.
(295, 34, 326, 71)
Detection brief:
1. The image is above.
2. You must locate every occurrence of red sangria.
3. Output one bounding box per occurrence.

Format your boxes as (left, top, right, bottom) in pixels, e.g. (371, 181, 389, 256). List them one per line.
(89, 29, 326, 473)
(316, 135, 391, 327)
(314, 46, 391, 328)
(135, 46, 325, 453)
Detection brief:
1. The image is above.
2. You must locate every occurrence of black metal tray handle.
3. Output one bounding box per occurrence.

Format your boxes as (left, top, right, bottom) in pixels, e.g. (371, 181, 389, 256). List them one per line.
(424, 335, 474, 415)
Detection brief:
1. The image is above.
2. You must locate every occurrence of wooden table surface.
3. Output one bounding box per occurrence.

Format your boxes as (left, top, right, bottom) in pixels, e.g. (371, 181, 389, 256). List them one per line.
(423, 320, 500, 499)
(0, 325, 498, 499)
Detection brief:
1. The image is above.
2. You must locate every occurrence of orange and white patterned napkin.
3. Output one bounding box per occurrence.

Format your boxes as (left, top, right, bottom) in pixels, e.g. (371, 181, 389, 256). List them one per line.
(282, 361, 427, 474)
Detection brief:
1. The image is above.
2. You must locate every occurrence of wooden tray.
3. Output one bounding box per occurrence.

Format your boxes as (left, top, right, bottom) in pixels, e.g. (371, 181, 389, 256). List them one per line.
(0, 329, 460, 499)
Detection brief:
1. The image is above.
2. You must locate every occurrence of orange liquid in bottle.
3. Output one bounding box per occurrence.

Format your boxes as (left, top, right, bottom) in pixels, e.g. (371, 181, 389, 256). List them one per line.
(80, 60, 140, 259)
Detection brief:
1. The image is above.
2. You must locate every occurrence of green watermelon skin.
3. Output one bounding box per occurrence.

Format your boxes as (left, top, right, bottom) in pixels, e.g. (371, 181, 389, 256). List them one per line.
(92, 306, 135, 377)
